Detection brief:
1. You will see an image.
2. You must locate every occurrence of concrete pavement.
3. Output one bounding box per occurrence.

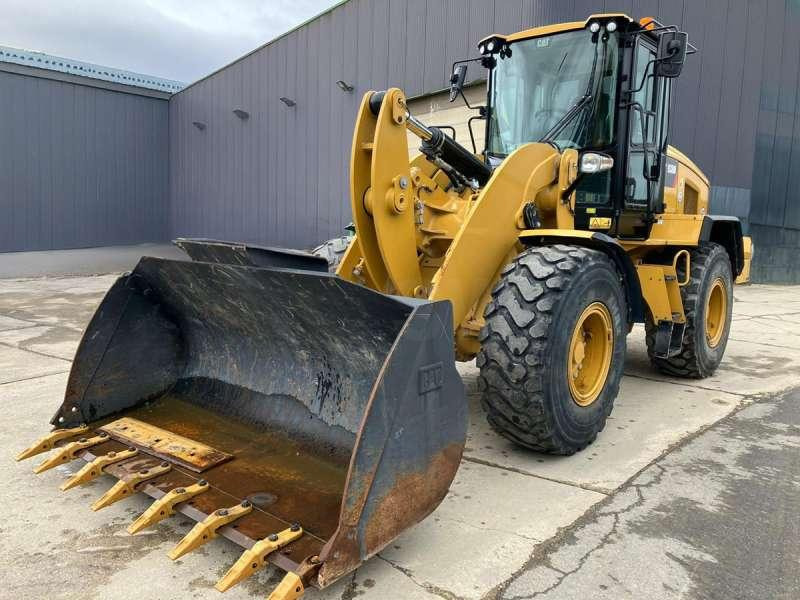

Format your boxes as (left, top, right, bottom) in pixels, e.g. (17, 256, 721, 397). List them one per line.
(0, 275, 798, 600)
(500, 388, 800, 600)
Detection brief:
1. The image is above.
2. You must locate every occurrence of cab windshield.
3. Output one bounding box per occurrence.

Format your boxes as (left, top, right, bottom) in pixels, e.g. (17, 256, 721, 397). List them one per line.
(487, 29, 618, 156)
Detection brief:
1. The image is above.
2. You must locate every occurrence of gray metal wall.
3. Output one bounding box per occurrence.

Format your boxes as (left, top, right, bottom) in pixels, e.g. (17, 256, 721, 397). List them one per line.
(169, 0, 800, 281)
(0, 70, 169, 252)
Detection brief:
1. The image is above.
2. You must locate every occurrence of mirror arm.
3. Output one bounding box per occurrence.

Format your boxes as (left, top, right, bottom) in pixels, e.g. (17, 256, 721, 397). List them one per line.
(623, 25, 698, 52)
(459, 88, 478, 110)
(627, 60, 656, 95)
(449, 57, 487, 104)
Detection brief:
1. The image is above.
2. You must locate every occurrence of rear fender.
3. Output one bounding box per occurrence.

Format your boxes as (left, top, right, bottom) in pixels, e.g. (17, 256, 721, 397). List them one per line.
(699, 216, 745, 277)
(518, 229, 645, 324)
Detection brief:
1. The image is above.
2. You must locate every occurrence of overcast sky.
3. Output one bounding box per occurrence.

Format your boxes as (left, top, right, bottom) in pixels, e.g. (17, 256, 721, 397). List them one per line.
(0, 0, 339, 83)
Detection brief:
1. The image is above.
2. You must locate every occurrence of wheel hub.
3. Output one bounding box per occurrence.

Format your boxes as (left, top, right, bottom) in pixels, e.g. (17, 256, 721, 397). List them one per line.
(568, 302, 613, 407)
(705, 278, 727, 348)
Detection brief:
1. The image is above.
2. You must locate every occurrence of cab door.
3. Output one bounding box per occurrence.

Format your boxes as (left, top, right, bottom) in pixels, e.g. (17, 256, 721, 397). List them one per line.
(620, 38, 671, 237)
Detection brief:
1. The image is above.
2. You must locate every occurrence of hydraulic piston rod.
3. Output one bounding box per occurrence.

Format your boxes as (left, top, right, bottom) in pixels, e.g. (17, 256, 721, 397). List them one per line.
(368, 90, 492, 188)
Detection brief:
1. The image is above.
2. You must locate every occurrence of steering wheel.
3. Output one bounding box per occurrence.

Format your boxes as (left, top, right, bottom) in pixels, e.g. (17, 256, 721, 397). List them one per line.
(535, 109, 559, 120)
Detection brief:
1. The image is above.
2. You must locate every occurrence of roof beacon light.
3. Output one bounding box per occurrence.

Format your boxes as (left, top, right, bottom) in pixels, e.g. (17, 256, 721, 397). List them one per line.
(640, 17, 657, 31)
(589, 22, 601, 33)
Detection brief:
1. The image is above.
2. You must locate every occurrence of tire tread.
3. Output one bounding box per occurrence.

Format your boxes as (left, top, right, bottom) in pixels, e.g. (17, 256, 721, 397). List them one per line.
(478, 245, 623, 455)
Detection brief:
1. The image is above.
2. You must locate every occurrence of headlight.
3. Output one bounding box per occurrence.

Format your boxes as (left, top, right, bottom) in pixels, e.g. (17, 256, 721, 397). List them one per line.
(606, 21, 618, 32)
(579, 152, 614, 174)
(588, 21, 601, 33)
(487, 40, 496, 52)
(478, 43, 486, 54)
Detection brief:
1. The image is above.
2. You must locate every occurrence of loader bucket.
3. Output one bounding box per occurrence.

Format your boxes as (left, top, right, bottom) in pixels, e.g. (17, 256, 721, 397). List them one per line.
(20, 253, 466, 595)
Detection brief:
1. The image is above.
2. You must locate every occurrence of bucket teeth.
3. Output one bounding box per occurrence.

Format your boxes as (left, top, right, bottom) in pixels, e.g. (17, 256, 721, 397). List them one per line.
(60, 448, 139, 491)
(33, 433, 109, 474)
(91, 462, 171, 511)
(168, 500, 253, 561)
(215, 524, 304, 592)
(267, 572, 305, 600)
(17, 425, 90, 461)
(128, 480, 210, 534)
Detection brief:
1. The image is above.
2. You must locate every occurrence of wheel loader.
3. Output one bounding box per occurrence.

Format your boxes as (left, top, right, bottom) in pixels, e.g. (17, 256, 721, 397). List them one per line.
(18, 14, 752, 599)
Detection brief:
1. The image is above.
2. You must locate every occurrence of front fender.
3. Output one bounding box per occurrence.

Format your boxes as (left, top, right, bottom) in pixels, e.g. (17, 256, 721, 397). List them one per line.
(518, 229, 645, 323)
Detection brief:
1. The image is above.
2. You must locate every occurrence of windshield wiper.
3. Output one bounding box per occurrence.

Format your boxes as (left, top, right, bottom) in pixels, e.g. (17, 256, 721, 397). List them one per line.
(539, 34, 602, 149)
(539, 93, 592, 146)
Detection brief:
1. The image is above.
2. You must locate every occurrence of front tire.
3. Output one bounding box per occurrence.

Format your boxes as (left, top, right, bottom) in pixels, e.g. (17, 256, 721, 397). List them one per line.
(478, 245, 627, 455)
(646, 242, 733, 378)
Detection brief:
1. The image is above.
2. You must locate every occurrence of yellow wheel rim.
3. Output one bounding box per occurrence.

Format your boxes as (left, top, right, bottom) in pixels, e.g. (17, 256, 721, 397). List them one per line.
(705, 278, 727, 348)
(568, 302, 614, 407)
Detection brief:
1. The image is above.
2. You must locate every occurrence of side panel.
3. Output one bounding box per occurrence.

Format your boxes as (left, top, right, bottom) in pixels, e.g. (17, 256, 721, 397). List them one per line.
(318, 300, 466, 586)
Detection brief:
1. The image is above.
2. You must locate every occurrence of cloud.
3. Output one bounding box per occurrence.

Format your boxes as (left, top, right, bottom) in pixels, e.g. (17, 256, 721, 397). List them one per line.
(0, 0, 338, 82)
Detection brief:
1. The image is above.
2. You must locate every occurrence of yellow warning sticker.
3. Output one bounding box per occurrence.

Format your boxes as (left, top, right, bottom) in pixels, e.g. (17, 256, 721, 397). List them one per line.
(589, 217, 612, 229)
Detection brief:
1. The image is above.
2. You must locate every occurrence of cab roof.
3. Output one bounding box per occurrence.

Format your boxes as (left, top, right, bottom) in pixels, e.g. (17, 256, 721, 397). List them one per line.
(479, 14, 637, 45)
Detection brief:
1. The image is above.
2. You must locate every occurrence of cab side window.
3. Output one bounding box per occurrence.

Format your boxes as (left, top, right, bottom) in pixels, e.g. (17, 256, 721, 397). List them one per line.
(625, 40, 670, 213)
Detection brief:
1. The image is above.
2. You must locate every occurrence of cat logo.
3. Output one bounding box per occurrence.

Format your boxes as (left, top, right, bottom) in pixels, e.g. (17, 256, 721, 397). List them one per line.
(589, 217, 612, 229)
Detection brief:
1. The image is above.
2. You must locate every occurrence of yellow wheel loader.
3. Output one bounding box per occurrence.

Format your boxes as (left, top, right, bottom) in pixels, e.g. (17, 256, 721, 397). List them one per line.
(19, 14, 752, 598)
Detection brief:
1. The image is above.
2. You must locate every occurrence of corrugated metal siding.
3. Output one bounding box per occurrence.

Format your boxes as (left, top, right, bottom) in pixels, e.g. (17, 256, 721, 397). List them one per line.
(0, 70, 169, 252)
(171, 0, 610, 249)
(169, 0, 800, 281)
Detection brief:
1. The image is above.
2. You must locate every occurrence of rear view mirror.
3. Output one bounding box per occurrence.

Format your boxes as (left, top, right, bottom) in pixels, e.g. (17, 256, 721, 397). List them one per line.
(655, 31, 688, 78)
(449, 64, 467, 102)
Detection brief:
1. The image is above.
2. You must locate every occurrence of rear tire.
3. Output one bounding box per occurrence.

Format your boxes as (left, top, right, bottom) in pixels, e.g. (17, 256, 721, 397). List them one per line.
(477, 245, 627, 455)
(646, 242, 733, 378)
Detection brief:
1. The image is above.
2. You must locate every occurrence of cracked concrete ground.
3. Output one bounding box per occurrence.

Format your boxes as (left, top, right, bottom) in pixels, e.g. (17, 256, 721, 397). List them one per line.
(499, 389, 800, 600)
(0, 273, 798, 600)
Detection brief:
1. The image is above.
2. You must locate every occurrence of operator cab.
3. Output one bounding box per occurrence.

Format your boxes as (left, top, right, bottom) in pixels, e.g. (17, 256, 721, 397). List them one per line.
(449, 15, 691, 239)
